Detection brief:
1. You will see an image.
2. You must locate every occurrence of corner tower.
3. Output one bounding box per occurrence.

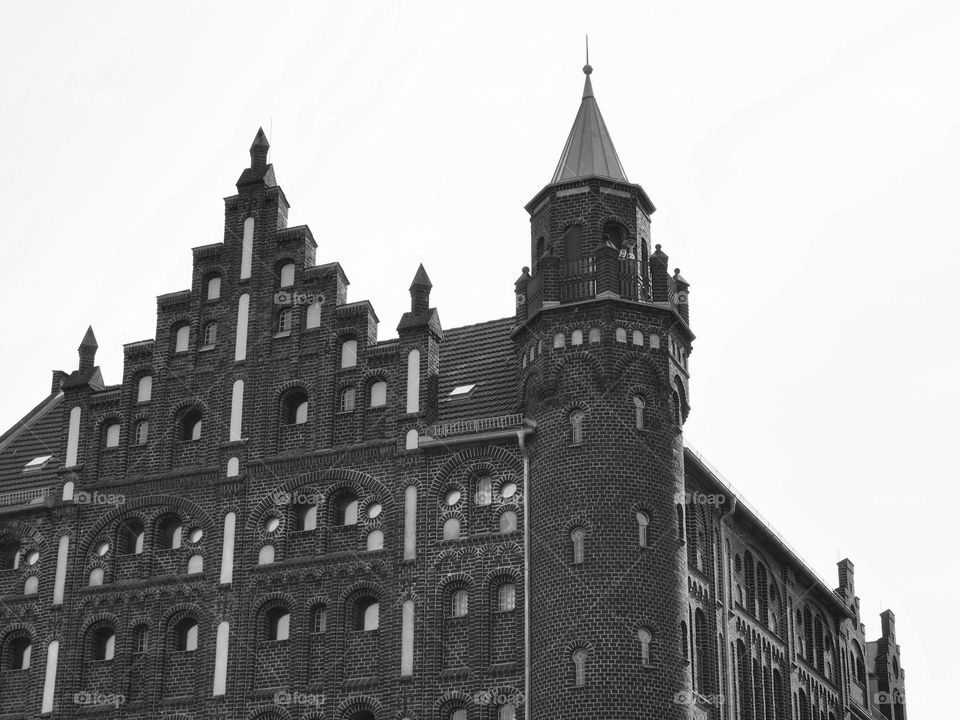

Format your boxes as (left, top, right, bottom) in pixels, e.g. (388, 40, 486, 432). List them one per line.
(515, 64, 694, 719)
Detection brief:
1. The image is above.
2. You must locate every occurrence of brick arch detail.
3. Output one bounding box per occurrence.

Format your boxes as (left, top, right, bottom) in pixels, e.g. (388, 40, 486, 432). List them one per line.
(337, 693, 383, 718)
(252, 591, 297, 614)
(78, 494, 215, 557)
(545, 351, 605, 393)
(78, 612, 119, 636)
(430, 445, 523, 497)
(245, 706, 293, 720)
(613, 352, 666, 389)
(0, 519, 47, 549)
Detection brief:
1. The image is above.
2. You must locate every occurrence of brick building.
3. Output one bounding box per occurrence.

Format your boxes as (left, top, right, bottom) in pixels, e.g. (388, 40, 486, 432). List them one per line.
(0, 64, 906, 720)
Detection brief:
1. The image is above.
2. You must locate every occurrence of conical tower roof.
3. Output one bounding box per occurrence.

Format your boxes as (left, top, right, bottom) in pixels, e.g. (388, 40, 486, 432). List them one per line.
(551, 64, 628, 183)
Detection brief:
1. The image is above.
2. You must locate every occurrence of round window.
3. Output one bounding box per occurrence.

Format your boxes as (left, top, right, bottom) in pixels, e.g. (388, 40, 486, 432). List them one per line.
(26, 550, 40, 565)
(445, 489, 461, 506)
(265, 517, 280, 533)
(367, 502, 383, 519)
(501, 482, 517, 499)
(95, 542, 109, 557)
(189, 528, 203, 543)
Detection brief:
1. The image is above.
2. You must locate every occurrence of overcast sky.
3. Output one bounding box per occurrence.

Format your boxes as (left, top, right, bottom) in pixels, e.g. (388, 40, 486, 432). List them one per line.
(1, 1, 955, 713)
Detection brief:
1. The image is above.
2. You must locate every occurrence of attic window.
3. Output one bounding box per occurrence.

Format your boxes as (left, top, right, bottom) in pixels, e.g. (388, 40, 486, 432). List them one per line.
(23, 455, 53, 471)
(449, 384, 476, 398)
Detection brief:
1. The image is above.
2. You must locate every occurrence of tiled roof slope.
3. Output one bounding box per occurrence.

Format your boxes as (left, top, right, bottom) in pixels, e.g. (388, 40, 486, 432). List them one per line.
(437, 317, 518, 422)
(0, 393, 65, 498)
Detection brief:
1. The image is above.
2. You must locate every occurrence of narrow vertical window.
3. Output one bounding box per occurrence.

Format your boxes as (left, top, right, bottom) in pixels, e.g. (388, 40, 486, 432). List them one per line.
(405, 429, 419, 450)
(135, 420, 149, 445)
(572, 649, 588, 686)
(203, 321, 217, 347)
(235, 293, 250, 361)
(633, 395, 645, 429)
(104, 422, 120, 448)
(336, 493, 359, 526)
(570, 410, 584, 445)
(406, 349, 421, 413)
(312, 606, 327, 633)
(279, 262, 295, 288)
(571, 329, 583, 345)
(66, 406, 81, 467)
(206, 276, 221, 301)
(403, 485, 417, 561)
(451, 589, 468, 617)
(341, 386, 356, 412)
(498, 583, 516, 612)
(230, 379, 244, 441)
(571, 527, 585, 564)
(637, 512, 649, 548)
(213, 621, 229, 696)
(638, 628, 652, 665)
(240, 217, 254, 280)
(676, 504, 685, 542)
(400, 600, 415, 677)
(277, 308, 292, 333)
(476, 476, 492, 505)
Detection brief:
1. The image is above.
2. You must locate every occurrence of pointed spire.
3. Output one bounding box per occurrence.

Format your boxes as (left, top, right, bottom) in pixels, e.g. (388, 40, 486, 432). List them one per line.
(409, 264, 432, 314)
(551, 63, 628, 184)
(78, 325, 98, 372)
(250, 127, 270, 169)
(410, 263, 433, 290)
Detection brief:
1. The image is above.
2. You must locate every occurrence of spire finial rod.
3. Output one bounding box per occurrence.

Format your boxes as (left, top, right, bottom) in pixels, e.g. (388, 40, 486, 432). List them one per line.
(583, 35, 593, 75)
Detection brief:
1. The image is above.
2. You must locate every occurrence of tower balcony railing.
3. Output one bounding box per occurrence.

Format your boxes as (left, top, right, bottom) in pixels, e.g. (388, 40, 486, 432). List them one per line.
(560, 257, 597, 302)
(521, 254, 648, 319)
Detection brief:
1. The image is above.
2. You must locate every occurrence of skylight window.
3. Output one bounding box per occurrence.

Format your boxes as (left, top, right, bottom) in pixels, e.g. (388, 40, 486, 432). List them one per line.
(449, 384, 476, 398)
(23, 455, 52, 471)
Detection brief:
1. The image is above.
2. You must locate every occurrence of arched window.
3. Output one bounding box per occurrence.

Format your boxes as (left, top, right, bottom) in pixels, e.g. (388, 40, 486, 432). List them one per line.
(134, 420, 149, 445)
(0, 538, 21, 570)
(104, 422, 120, 448)
(202, 321, 217, 347)
(174, 324, 190, 353)
(443, 517, 461, 541)
(681, 620, 689, 661)
(451, 710, 468, 720)
(676, 504, 685, 541)
(370, 380, 387, 408)
(181, 409, 202, 441)
(500, 510, 517, 534)
(340, 387, 356, 412)
(498, 583, 516, 612)
(572, 648, 588, 686)
(206, 275, 221, 301)
(571, 527, 585, 564)
(295, 501, 317, 531)
(258, 544, 275, 565)
(451, 589, 468, 617)
(571, 329, 583, 346)
(632, 330, 643, 346)
(277, 308, 292, 334)
(405, 428, 419, 450)
(187, 555, 203, 573)
(93, 627, 115, 660)
(311, 605, 327, 634)
(649, 333, 660, 349)
(356, 597, 379, 631)
(616, 327, 627, 343)
(88, 567, 104, 586)
(588, 327, 601, 343)
(335, 493, 359, 526)
(366, 530, 384, 551)
(266, 607, 290, 641)
(175, 619, 198, 652)
(137, 375, 152, 402)
(476, 476, 492, 505)
(24, 576, 38, 595)
(499, 704, 516, 720)
(306, 301, 323, 329)
(638, 628, 652, 665)
(637, 512, 649, 548)
(282, 389, 309, 425)
(554, 332, 565, 348)
(10, 637, 31, 670)
(118, 520, 144, 555)
(341, 339, 358, 368)
(156, 516, 182, 550)
(132, 626, 149, 654)
(279, 262, 295, 288)
(633, 395, 645, 429)
(569, 410, 584, 445)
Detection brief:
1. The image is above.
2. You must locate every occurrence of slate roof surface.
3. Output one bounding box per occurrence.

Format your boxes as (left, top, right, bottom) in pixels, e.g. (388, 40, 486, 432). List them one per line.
(0, 392, 64, 498)
(437, 316, 519, 423)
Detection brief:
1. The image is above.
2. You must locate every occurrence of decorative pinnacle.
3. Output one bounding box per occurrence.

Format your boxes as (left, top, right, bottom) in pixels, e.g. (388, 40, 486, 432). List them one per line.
(79, 325, 98, 350)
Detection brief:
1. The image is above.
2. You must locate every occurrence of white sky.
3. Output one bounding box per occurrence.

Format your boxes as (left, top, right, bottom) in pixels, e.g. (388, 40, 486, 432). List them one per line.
(1, 1, 956, 713)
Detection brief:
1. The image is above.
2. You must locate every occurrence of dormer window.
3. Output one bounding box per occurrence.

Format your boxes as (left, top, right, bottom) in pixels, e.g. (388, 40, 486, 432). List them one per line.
(449, 384, 476, 399)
